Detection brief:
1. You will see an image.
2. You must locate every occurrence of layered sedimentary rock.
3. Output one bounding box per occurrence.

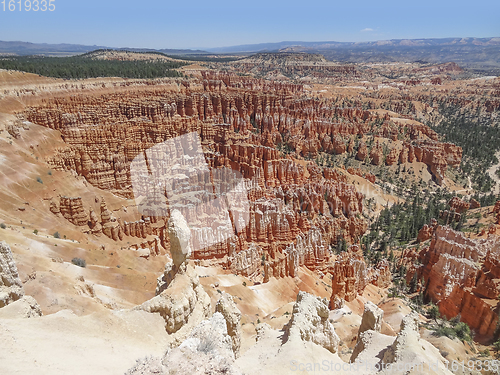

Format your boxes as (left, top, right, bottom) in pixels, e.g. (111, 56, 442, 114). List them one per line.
(329, 248, 392, 307)
(380, 312, 453, 374)
(59, 196, 88, 226)
(470, 198, 480, 209)
(0, 295, 43, 319)
(127, 312, 241, 375)
(350, 301, 387, 364)
(417, 225, 500, 337)
(0, 242, 42, 318)
(417, 218, 438, 243)
(370, 259, 392, 288)
(25, 73, 462, 281)
(351, 311, 453, 374)
(330, 250, 368, 304)
(495, 201, 500, 225)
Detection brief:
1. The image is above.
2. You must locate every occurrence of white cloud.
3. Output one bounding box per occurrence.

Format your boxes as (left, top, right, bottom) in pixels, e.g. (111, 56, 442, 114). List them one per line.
(361, 28, 374, 32)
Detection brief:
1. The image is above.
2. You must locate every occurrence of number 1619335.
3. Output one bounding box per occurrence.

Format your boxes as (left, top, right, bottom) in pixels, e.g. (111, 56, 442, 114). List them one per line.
(2, 0, 55, 11)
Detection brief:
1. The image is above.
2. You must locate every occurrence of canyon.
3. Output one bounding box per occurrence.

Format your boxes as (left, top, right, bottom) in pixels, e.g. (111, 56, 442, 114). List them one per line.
(0, 53, 500, 374)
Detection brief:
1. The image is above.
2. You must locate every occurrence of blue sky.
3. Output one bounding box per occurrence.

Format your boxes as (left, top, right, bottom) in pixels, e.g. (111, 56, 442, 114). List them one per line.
(0, 0, 499, 49)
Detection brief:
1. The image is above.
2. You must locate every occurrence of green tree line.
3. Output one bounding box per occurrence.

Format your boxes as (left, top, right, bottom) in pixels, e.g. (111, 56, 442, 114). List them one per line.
(0, 55, 187, 79)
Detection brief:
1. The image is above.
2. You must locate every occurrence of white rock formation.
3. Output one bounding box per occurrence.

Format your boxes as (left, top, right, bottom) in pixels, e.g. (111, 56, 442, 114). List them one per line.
(167, 209, 192, 267)
(135, 211, 210, 340)
(0, 241, 24, 307)
(286, 291, 340, 353)
(358, 301, 384, 335)
(136, 264, 210, 335)
(215, 291, 242, 357)
(0, 296, 42, 319)
(351, 311, 454, 375)
(127, 313, 242, 375)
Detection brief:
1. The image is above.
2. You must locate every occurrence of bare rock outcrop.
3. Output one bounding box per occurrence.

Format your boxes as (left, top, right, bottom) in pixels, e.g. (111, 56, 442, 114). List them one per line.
(167, 209, 191, 268)
(448, 196, 470, 214)
(286, 291, 340, 353)
(215, 292, 242, 358)
(136, 211, 210, 337)
(358, 301, 383, 335)
(0, 295, 43, 319)
(127, 313, 241, 375)
(136, 264, 210, 335)
(382, 312, 420, 364)
(25, 80, 464, 279)
(0, 241, 24, 308)
(417, 218, 438, 243)
(161, 312, 241, 374)
(470, 198, 480, 209)
(379, 312, 452, 374)
(419, 225, 500, 337)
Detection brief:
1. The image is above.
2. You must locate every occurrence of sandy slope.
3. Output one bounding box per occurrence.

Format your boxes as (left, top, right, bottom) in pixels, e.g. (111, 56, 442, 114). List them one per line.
(0, 309, 169, 374)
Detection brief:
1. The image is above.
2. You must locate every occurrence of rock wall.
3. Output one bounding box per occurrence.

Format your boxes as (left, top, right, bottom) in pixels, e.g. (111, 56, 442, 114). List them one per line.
(418, 225, 500, 336)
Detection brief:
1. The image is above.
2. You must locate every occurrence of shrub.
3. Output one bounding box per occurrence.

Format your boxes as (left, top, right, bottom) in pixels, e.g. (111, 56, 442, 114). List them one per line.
(242, 281, 247, 287)
(53, 232, 60, 238)
(455, 322, 472, 342)
(0, 223, 6, 229)
(33, 229, 38, 235)
(495, 340, 500, 351)
(432, 325, 456, 339)
(428, 304, 440, 321)
(48, 170, 52, 175)
(71, 258, 86, 268)
(36, 177, 43, 184)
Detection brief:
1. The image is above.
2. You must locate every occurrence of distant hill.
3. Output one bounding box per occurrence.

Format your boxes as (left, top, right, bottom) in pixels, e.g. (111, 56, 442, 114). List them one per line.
(207, 37, 500, 74)
(0, 41, 107, 56)
(2, 38, 499, 74)
(0, 41, 208, 56)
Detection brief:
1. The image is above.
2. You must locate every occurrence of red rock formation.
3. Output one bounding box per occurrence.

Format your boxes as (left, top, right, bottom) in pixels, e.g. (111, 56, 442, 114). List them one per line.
(419, 225, 500, 337)
(417, 218, 438, 243)
(330, 250, 368, 305)
(439, 209, 462, 223)
(329, 247, 391, 307)
(59, 196, 88, 226)
(385, 147, 399, 166)
(370, 259, 391, 288)
(369, 142, 383, 166)
(469, 199, 480, 210)
(448, 196, 470, 214)
(356, 142, 368, 161)
(24, 75, 463, 280)
(364, 172, 376, 184)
